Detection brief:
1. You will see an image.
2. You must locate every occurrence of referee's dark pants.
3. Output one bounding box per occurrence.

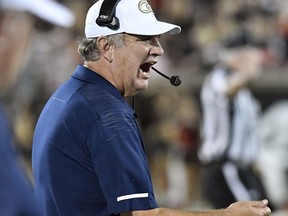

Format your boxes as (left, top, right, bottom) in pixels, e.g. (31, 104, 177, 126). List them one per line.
(200, 160, 271, 209)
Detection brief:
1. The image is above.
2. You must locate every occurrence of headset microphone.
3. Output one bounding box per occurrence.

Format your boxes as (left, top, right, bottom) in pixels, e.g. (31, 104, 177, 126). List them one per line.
(152, 67, 182, 86)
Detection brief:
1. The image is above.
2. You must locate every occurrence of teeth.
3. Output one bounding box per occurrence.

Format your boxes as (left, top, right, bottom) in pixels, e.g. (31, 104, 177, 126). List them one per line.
(139, 67, 150, 79)
(140, 69, 148, 74)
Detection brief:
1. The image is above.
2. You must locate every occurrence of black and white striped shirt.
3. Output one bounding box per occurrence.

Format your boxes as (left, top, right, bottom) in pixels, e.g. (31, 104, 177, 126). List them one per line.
(199, 67, 260, 166)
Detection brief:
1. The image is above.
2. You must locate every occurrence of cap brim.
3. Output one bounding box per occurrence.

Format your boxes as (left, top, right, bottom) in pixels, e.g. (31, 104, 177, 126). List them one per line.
(1, 0, 75, 28)
(125, 20, 181, 36)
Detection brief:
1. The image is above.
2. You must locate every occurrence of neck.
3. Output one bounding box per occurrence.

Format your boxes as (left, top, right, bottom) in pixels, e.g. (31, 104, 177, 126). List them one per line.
(84, 61, 123, 95)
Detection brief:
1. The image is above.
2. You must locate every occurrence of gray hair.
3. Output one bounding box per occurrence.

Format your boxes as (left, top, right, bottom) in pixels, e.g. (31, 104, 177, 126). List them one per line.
(78, 33, 125, 62)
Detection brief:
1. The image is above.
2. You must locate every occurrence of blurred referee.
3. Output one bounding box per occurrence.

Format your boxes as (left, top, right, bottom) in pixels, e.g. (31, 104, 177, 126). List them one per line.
(199, 30, 272, 209)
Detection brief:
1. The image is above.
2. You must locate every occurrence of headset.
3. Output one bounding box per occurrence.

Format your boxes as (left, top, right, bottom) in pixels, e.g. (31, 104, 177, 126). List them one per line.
(96, 0, 120, 30)
(96, 0, 182, 86)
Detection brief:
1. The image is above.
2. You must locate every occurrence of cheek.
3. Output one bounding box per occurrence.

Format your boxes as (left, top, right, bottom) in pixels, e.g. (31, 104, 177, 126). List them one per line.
(118, 43, 148, 63)
(114, 50, 140, 74)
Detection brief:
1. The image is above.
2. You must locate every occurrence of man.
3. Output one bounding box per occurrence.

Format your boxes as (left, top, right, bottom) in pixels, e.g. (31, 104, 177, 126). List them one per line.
(0, 0, 74, 215)
(32, 0, 271, 215)
(199, 31, 270, 209)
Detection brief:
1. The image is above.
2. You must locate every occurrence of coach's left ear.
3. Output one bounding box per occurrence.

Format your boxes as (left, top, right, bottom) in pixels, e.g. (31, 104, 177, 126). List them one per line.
(96, 36, 113, 63)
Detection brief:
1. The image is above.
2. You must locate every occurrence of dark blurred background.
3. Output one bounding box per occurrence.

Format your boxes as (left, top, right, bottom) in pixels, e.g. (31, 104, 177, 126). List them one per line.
(3, 0, 288, 215)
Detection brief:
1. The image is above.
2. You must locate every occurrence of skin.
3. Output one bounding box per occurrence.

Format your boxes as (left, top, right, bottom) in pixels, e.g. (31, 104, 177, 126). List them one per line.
(84, 33, 271, 216)
(121, 200, 271, 216)
(85, 33, 163, 97)
(0, 11, 33, 94)
(221, 48, 264, 98)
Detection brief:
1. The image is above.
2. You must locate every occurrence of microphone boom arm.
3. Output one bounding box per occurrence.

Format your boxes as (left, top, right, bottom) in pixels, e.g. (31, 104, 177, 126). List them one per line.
(152, 67, 182, 86)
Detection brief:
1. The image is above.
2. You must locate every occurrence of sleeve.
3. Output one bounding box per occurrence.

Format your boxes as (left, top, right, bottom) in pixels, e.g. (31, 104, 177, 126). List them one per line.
(210, 70, 229, 95)
(0, 109, 41, 216)
(199, 70, 230, 162)
(86, 108, 158, 215)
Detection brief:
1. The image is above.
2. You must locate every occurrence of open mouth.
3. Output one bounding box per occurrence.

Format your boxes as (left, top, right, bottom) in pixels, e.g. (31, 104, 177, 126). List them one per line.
(140, 62, 153, 73)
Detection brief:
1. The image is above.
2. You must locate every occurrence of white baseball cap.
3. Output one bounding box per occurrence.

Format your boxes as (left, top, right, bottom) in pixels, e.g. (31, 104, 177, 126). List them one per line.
(1, 0, 75, 28)
(85, 0, 181, 38)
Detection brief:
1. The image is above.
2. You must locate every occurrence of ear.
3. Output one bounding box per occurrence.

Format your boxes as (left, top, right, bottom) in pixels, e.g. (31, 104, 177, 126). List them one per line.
(97, 37, 113, 63)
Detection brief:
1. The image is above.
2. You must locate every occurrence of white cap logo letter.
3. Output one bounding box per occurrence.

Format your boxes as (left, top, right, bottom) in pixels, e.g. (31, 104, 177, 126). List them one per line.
(138, 0, 153, 14)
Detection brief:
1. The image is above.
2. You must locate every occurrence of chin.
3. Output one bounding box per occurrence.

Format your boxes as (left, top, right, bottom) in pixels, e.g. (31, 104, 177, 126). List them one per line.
(135, 79, 149, 90)
(138, 83, 149, 91)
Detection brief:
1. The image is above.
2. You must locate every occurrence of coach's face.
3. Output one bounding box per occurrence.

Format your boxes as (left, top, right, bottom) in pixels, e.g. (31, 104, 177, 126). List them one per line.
(111, 33, 164, 97)
(0, 11, 33, 93)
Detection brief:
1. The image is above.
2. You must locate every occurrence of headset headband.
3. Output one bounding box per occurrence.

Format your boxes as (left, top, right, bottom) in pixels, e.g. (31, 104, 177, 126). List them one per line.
(96, 0, 121, 30)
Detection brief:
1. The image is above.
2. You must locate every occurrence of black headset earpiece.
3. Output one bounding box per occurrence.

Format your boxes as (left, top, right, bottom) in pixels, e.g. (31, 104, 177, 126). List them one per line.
(96, 0, 121, 30)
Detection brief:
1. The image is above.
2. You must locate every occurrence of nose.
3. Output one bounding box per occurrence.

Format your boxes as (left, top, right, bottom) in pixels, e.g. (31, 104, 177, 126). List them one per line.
(150, 37, 164, 57)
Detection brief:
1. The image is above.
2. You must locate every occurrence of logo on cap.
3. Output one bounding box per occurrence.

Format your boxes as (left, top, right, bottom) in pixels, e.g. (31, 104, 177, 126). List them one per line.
(138, 0, 153, 14)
